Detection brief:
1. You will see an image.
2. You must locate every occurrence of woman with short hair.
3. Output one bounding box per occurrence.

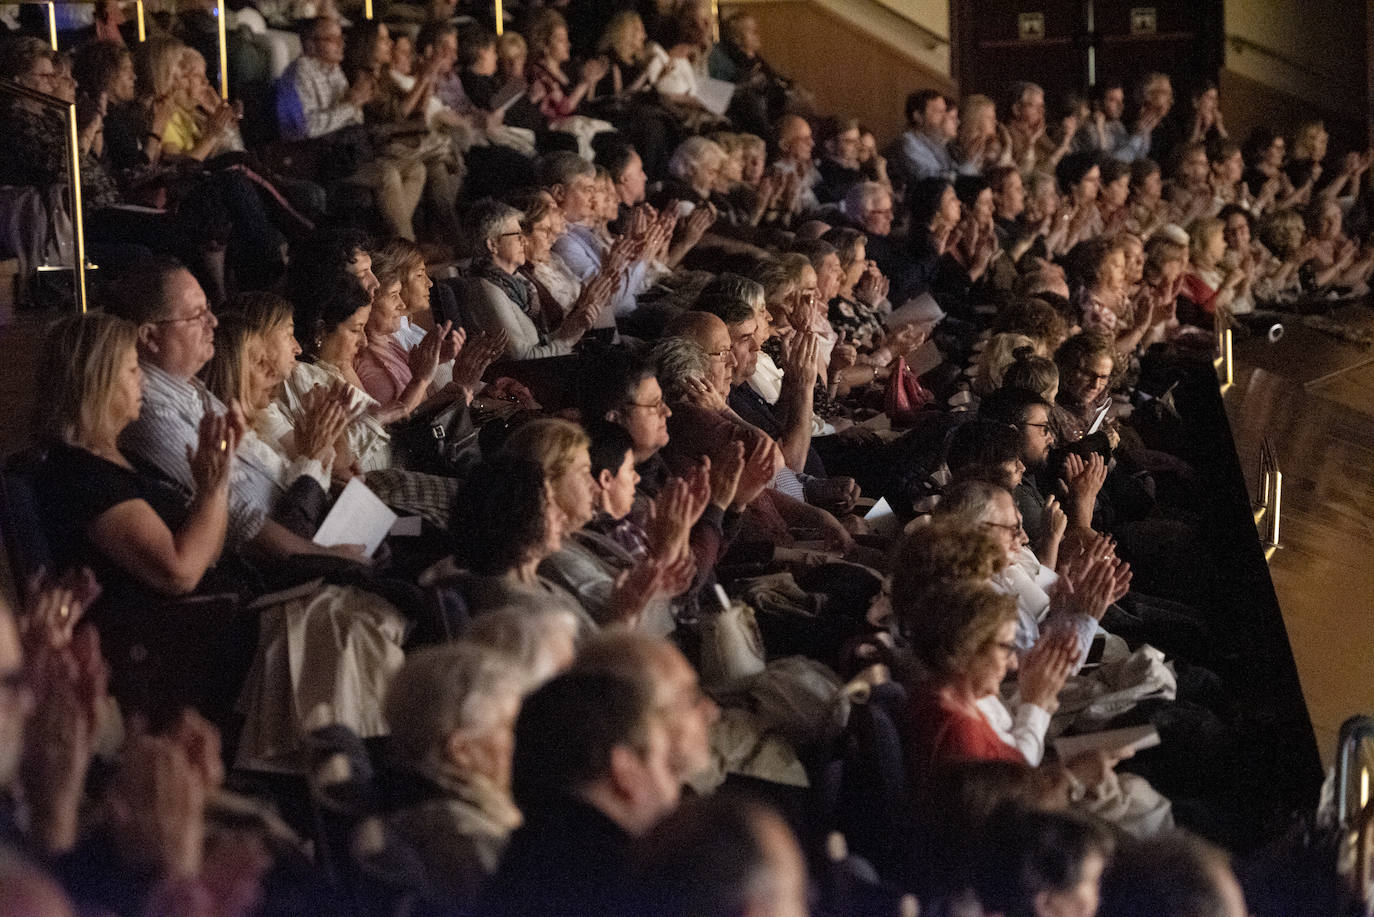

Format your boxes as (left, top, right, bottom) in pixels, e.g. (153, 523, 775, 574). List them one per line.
(466, 200, 602, 361)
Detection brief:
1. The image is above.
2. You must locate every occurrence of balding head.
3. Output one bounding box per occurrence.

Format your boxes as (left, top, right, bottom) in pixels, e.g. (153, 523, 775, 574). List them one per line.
(575, 633, 718, 784)
(663, 311, 734, 394)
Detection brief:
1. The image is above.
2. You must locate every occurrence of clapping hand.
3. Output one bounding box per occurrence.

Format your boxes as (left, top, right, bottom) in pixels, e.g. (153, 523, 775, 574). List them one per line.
(1018, 628, 1079, 713)
(453, 329, 507, 391)
(188, 406, 241, 497)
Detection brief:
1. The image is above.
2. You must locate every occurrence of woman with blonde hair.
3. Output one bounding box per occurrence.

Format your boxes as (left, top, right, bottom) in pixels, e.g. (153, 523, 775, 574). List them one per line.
(158, 45, 245, 162)
(973, 333, 1039, 397)
(951, 94, 1011, 176)
(526, 8, 615, 158)
(33, 312, 238, 616)
(201, 311, 341, 492)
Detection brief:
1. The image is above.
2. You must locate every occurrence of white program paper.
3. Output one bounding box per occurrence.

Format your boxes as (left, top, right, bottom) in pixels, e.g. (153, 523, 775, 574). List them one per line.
(694, 76, 736, 117)
(1052, 725, 1160, 761)
(312, 478, 397, 558)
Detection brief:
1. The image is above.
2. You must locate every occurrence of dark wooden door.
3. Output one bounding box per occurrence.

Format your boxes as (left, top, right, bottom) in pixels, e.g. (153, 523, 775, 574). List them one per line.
(953, 0, 1222, 105)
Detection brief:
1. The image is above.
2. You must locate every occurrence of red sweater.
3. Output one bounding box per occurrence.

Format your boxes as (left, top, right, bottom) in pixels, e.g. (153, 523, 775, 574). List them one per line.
(904, 682, 1027, 793)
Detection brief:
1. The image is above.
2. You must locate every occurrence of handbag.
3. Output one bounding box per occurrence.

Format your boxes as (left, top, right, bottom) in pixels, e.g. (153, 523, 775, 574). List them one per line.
(882, 356, 935, 427)
(388, 397, 475, 476)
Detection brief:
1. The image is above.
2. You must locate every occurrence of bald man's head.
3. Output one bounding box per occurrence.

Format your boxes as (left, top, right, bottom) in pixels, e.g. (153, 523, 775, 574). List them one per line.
(575, 634, 719, 784)
(663, 312, 734, 394)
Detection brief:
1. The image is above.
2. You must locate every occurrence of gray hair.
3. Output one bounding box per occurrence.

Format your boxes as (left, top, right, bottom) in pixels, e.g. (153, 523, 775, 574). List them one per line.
(536, 150, 595, 189)
(669, 136, 727, 184)
(465, 607, 580, 690)
(842, 181, 890, 221)
(650, 336, 711, 401)
(932, 479, 1006, 526)
(466, 199, 522, 248)
(384, 643, 525, 770)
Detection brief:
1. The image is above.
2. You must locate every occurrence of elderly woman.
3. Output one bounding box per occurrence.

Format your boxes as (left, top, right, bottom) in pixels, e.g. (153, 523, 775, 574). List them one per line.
(901, 578, 1054, 792)
(503, 418, 692, 636)
(354, 253, 472, 412)
(511, 190, 618, 341)
(465, 200, 601, 361)
(653, 135, 727, 212)
(382, 644, 528, 901)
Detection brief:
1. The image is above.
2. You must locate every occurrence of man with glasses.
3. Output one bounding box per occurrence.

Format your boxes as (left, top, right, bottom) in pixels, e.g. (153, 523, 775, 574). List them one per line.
(980, 386, 1063, 556)
(106, 256, 363, 561)
(277, 17, 426, 241)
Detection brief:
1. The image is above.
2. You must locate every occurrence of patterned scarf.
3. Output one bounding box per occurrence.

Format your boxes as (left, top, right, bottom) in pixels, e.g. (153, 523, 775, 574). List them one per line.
(474, 258, 545, 339)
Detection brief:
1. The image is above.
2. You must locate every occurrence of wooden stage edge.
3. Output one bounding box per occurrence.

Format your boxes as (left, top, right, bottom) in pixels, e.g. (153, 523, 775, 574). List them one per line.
(1225, 312, 1374, 767)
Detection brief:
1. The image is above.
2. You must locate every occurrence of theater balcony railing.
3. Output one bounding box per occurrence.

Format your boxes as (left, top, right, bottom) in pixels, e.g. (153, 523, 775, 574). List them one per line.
(0, 77, 89, 313)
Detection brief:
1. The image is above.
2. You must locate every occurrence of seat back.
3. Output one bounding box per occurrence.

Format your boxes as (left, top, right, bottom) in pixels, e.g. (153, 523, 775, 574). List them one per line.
(836, 681, 911, 879)
(0, 447, 55, 586)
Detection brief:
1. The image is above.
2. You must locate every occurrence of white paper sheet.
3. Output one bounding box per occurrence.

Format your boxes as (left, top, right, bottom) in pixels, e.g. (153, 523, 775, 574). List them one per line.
(694, 76, 736, 117)
(312, 478, 397, 558)
(1051, 725, 1160, 760)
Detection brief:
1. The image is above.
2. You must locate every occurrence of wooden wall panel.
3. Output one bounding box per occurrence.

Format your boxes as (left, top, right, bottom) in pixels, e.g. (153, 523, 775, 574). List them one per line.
(1219, 69, 1366, 159)
(723, 0, 956, 147)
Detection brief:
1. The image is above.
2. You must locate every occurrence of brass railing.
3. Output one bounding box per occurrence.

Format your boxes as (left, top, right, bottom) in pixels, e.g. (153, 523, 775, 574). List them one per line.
(1251, 436, 1281, 558)
(0, 77, 88, 312)
(31, 0, 147, 49)
(1336, 716, 1374, 911)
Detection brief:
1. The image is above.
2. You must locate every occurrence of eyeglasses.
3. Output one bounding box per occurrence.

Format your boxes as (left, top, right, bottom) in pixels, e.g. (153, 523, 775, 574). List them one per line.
(496, 230, 523, 240)
(626, 398, 668, 413)
(705, 349, 731, 362)
(153, 308, 214, 326)
(1021, 421, 1053, 434)
(1076, 370, 1112, 384)
(982, 520, 1024, 537)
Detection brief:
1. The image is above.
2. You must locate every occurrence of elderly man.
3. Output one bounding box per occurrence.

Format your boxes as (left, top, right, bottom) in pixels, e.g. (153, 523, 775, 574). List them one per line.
(772, 114, 820, 214)
(105, 257, 360, 562)
(476, 671, 679, 917)
(276, 17, 425, 240)
(892, 89, 954, 186)
(657, 313, 857, 557)
(545, 152, 657, 320)
(844, 180, 929, 308)
(1003, 81, 1048, 174)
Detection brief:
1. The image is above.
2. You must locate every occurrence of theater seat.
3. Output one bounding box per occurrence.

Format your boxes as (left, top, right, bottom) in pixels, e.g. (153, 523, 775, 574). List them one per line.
(0, 448, 255, 734)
